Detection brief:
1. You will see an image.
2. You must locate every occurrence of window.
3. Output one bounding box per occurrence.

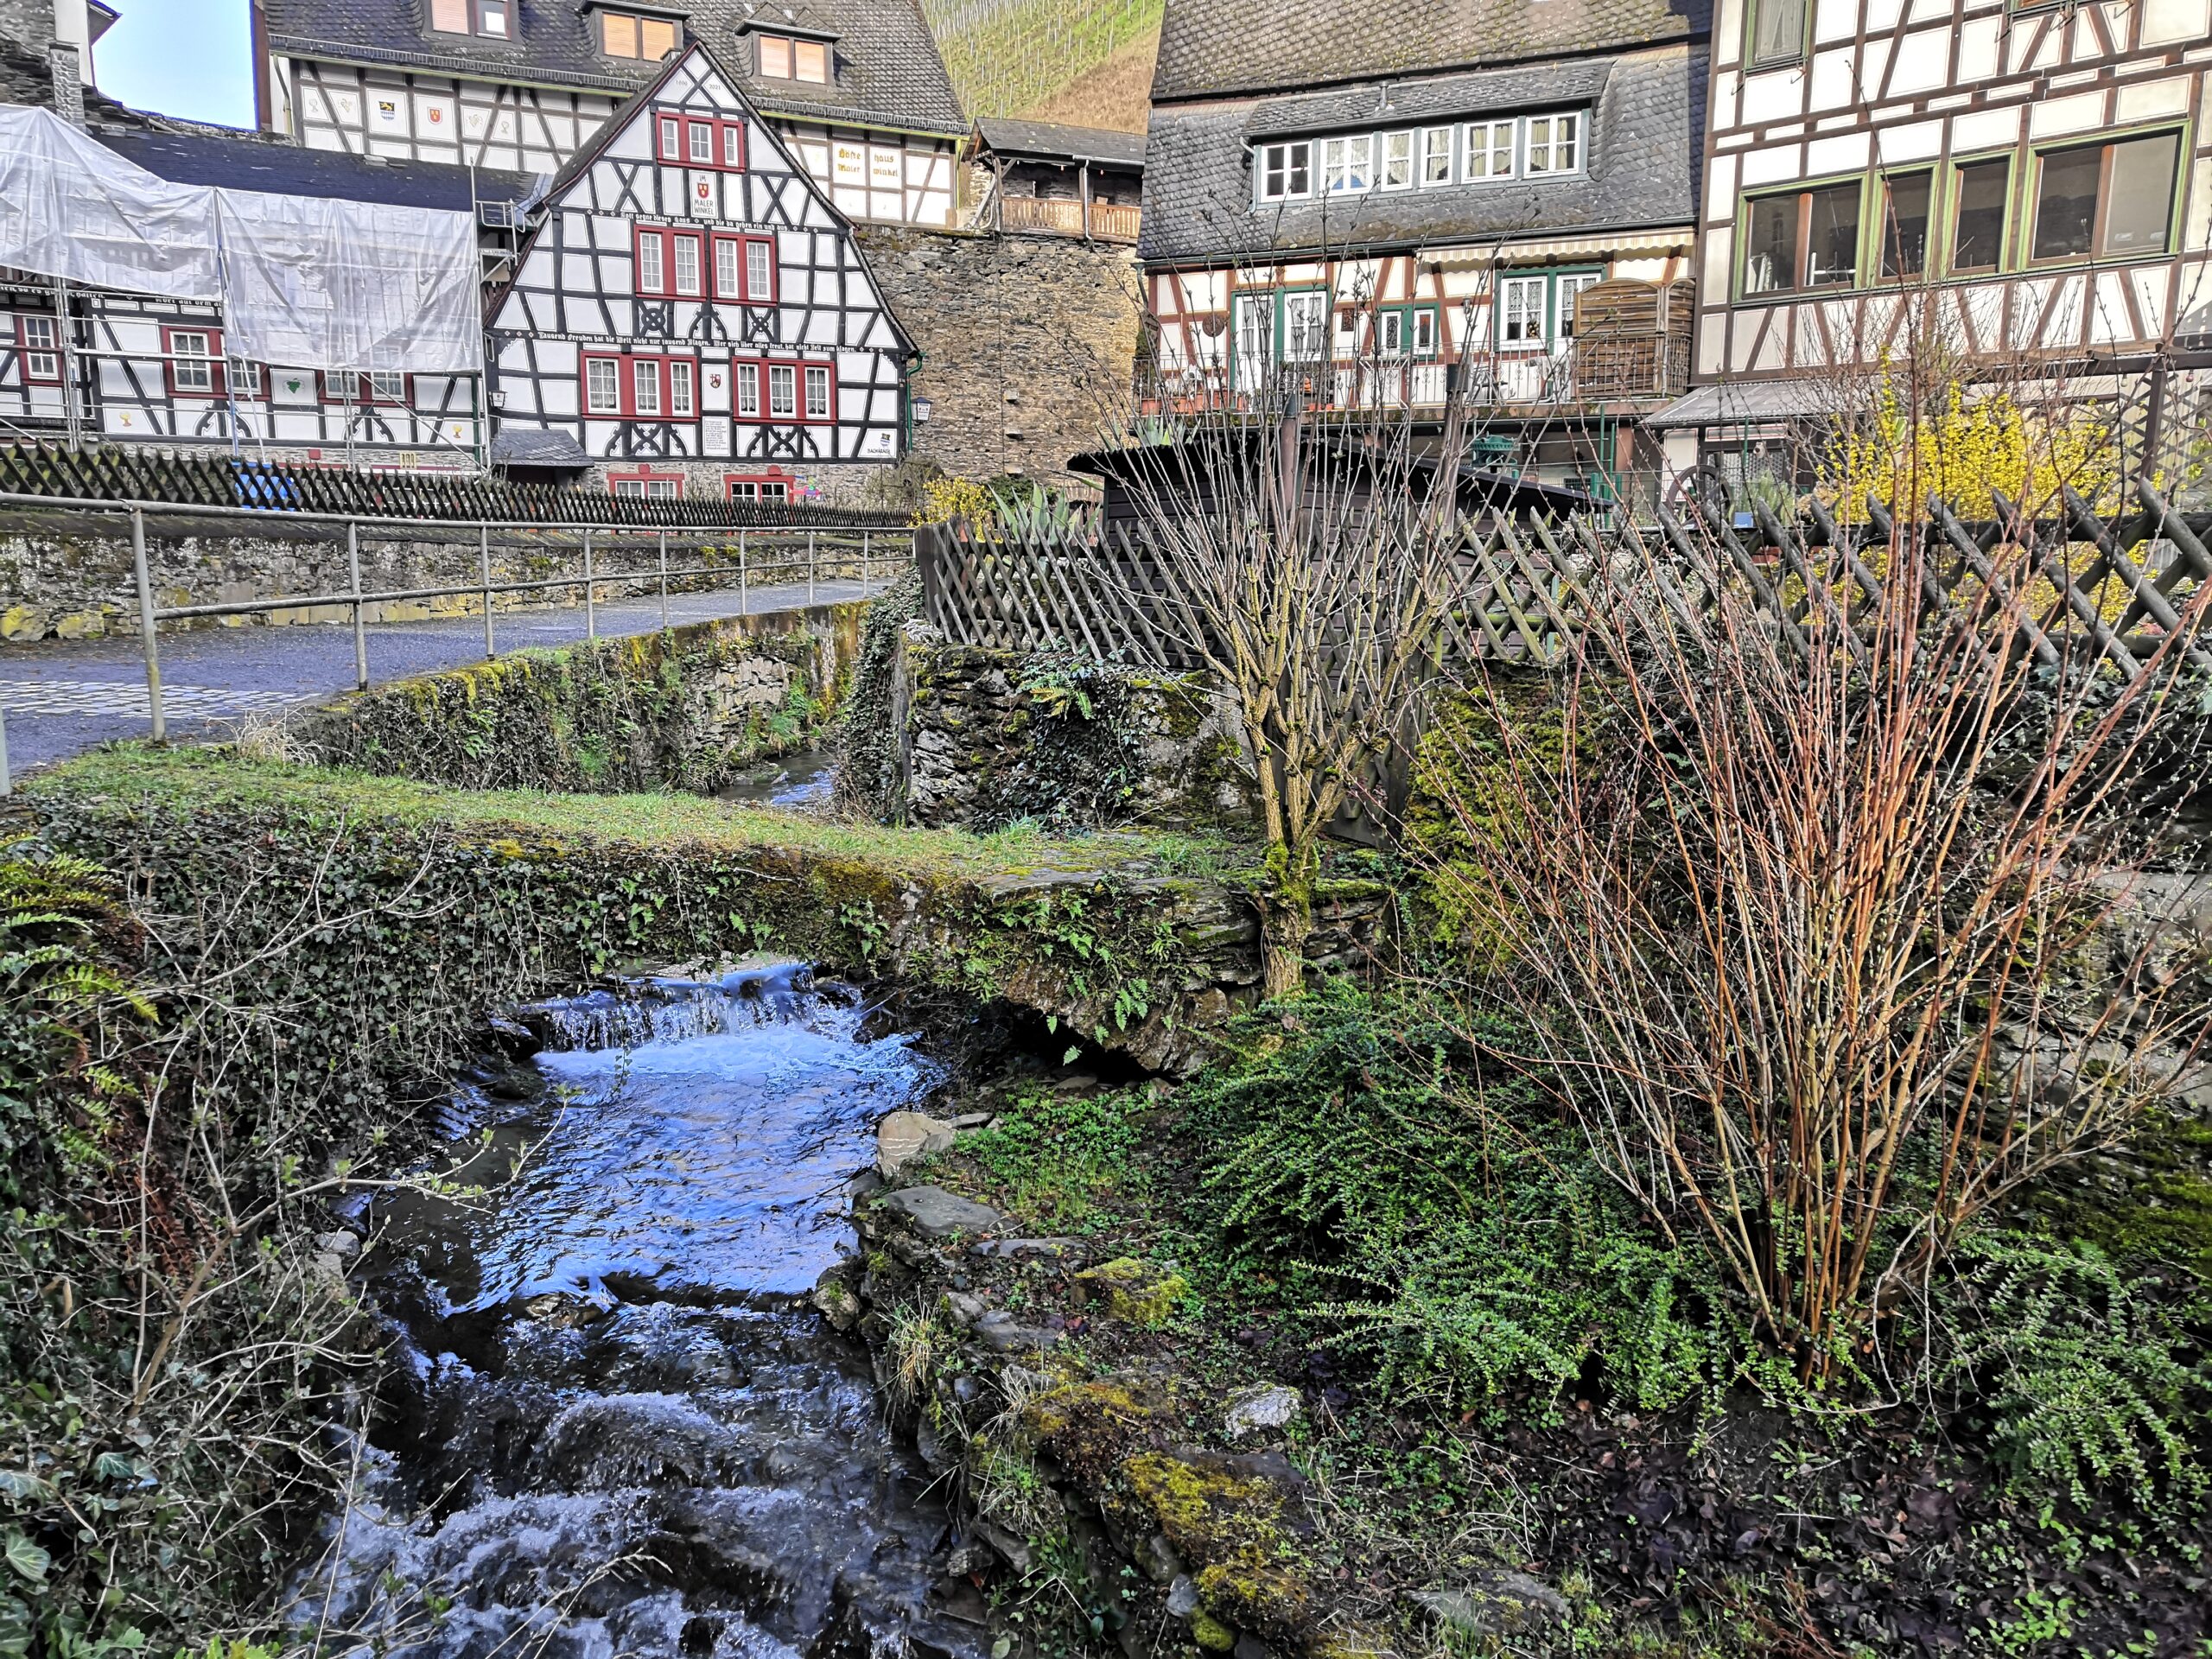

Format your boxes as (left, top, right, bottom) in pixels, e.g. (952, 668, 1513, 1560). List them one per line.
(1322, 135, 1372, 195)
(767, 362, 797, 418)
(1373, 305, 1440, 358)
(1381, 130, 1414, 190)
(2032, 132, 2180, 262)
(1524, 111, 1581, 175)
(323, 370, 408, 405)
(634, 227, 705, 298)
(585, 353, 696, 420)
(1283, 289, 1328, 360)
(715, 235, 739, 301)
(745, 236, 775, 302)
(1377, 308, 1407, 358)
(1746, 0, 1808, 67)
(1258, 140, 1312, 201)
(17, 315, 59, 383)
(656, 113, 746, 170)
(804, 364, 832, 420)
(1421, 127, 1453, 186)
(1741, 181, 1862, 294)
(1556, 271, 1601, 338)
(728, 474, 790, 502)
(1498, 275, 1548, 346)
(1411, 306, 1438, 357)
(734, 360, 760, 418)
(1462, 118, 1514, 181)
(167, 327, 218, 395)
(1878, 170, 1933, 279)
(755, 33, 830, 82)
(226, 356, 263, 397)
(587, 356, 620, 414)
(1949, 157, 2009, 274)
(612, 472, 683, 499)
(430, 0, 508, 37)
(1231, 291, 1272, 386)
(600, 11, 677, 59)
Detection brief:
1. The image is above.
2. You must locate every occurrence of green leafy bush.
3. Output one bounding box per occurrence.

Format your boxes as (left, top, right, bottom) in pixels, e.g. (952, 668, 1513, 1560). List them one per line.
(1188, 982, 1738, 1416)
(961, 1085, 1143, 1230)
(1940, 1231, 2210, 1512)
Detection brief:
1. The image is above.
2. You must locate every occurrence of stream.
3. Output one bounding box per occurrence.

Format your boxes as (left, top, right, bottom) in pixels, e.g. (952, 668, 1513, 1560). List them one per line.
(300, 963, 989, 1659)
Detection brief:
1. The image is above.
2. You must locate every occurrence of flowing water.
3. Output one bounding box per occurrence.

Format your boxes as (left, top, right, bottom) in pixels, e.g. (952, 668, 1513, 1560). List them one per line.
(302, 963, 988, 1659)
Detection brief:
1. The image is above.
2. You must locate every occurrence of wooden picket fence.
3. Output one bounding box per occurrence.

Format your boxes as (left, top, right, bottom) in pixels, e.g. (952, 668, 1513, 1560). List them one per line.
(916, 483, 2212, 682)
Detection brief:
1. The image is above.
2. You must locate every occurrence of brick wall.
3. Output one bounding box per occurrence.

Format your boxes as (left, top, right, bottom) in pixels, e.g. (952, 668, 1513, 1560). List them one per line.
(857, 225, 1142, 492)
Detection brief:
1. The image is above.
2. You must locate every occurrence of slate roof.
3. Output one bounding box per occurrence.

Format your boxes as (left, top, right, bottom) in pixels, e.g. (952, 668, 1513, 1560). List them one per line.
(94, 124, 540, 208)
(1152, 0, 1709, 102)
(1138, 41, 1706, 266)
(973, 118, 1146, 170)
(261, 0, 965, 137)
(490, 424, 592, 465)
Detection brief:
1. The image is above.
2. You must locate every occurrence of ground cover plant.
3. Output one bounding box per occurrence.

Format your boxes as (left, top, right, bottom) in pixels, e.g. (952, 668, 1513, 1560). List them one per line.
(902, 978, 2212, 1656)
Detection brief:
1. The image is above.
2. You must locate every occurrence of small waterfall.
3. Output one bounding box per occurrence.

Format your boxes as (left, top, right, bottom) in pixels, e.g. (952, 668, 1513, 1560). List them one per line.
(521, 961, 843, 1052)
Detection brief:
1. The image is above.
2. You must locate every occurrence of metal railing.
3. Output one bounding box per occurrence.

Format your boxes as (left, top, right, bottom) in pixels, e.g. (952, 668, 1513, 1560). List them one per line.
(0, 492, 916, 778)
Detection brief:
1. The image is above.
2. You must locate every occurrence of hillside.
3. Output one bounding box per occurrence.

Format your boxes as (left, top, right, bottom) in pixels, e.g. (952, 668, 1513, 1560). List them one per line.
(921, 0, 1161, 125)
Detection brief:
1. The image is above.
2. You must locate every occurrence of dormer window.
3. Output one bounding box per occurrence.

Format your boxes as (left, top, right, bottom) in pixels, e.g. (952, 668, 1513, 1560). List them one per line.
(430, 0, 509, 37)
(756, 33, 830, 83)
(600, 10, 680, 59)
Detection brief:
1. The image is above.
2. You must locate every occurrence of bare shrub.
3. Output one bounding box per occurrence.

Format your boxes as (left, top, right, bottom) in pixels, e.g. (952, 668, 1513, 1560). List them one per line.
(1421, 484, 2212, 1376)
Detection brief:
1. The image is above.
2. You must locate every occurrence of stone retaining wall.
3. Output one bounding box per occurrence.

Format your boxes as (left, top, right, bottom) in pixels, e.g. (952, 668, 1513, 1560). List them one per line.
(874, 621, 1255, 832)
(0, 508, 844, 645)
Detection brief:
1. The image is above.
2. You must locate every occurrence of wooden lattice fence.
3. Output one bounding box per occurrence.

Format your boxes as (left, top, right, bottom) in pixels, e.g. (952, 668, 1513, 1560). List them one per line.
(917, 485, 2212, 681)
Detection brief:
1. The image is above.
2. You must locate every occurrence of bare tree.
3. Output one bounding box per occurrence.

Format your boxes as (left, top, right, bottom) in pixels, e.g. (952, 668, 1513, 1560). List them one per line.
(1098, 357, 1504, 995)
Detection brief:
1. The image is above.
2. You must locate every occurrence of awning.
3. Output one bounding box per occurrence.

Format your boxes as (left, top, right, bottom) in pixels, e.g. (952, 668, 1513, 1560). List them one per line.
(1418, 227, 1695, 268)
(1642, 378, 1846, 430)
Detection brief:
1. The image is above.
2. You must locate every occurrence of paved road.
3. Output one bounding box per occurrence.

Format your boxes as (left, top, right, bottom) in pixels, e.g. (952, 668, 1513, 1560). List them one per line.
(0, 578, 881, 779)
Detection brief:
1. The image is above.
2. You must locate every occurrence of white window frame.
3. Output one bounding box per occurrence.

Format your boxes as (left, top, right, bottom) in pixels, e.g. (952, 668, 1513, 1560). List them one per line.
(1463, 119, 1516, 182)
(745, 238, 773, 301)
(1322, 135, 1373, 195)
(636, 232, 664, 295)
(632, 357, 661, 416)
(767, 362, 797, 419)
(1380, 130, 1414, 191)
(1257, 140, 1312, 202)
(673, 234, 701, 296)
(1555, 271, 1602, 340)
(170, 328, 215, 393)
(587, 357, 621, 414)
(1231, 291, 1273, 385)
(1412, 307, 1439, 356)
(1525, 111, 1584, 177)
(734, 360, 760, 418)
(226, 355, 263, 397)
(804, 364, 831, 420)
(1497, 274, 1548, 346)
(1282, 289, 1329, 361)
(1421, 126, 1454, 187)
(21, 315, 60, 380)
(669, 359, 696, 416)
(715, 237, 739, 300)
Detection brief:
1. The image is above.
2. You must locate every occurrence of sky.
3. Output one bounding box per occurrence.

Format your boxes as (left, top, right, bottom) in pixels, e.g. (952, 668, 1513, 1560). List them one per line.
(94, 0, 257, 129)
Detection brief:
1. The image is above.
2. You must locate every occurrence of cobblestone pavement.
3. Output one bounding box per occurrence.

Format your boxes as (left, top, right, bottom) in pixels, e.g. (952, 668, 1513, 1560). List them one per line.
(0, 578, 878, 780)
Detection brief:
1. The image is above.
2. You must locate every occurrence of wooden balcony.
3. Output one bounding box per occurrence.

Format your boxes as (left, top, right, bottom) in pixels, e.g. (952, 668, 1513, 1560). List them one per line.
(1143, 337, 1689, 419)
(995, 194, 1141, 242)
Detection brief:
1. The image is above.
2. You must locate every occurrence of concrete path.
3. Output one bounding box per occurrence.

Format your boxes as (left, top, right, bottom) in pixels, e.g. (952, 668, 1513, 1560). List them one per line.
(0, 578, 881, 779)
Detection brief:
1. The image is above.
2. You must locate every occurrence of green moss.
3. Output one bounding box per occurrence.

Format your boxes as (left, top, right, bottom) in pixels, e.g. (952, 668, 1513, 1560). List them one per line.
(1189, 1610, 1236, 1650)
(1075, 1256, 1189, 1325)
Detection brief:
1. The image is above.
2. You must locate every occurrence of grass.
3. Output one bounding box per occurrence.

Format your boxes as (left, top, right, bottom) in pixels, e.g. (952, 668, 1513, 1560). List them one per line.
(23, 744, 1255, 885)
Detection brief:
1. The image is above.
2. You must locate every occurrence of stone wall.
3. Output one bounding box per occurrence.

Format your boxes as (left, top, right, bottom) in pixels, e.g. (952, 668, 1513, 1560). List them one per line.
(289, 601, 867, 795)
(855, 620, 1254, 833)
(857, 225, 1142, 491)
(0, 509, 851, 643)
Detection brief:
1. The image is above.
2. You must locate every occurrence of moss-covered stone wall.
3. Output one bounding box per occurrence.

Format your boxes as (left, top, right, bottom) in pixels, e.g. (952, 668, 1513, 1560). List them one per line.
(289, 603, 866, 795)
(878, 625, 1255, 834)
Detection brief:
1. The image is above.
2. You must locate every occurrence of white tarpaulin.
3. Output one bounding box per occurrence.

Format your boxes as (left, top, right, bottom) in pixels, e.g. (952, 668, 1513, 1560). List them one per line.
(0, 105, 483, 375)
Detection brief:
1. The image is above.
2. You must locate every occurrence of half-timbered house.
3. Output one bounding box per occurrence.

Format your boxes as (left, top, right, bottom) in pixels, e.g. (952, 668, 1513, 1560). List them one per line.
(252, 0, 967, 229)
(1658, 0, 2212, 490)
(0, 123, 525, 461)
(483, 40, 911, 501)
(1138, 0, 1712, 497)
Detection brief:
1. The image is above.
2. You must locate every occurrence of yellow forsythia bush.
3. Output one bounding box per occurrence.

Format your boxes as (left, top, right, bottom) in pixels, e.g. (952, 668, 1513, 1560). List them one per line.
(1823, 384, 2116, 523)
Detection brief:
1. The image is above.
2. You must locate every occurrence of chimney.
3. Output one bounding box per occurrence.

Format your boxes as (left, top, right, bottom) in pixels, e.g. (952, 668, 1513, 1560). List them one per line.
(48, 0, 86, 125)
